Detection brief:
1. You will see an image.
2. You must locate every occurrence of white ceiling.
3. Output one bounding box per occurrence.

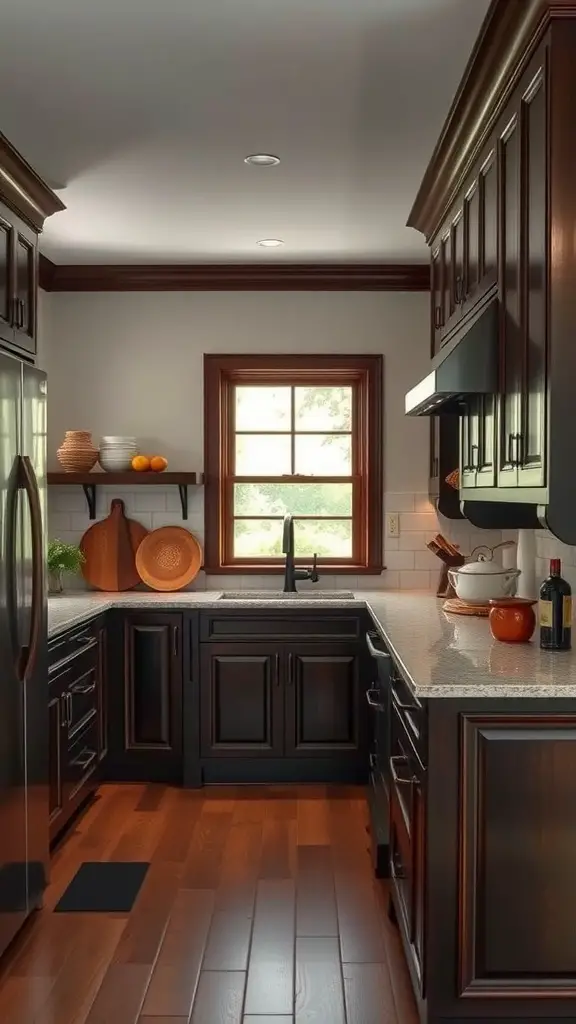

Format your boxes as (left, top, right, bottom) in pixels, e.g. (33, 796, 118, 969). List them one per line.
(0, 0, 491, 264)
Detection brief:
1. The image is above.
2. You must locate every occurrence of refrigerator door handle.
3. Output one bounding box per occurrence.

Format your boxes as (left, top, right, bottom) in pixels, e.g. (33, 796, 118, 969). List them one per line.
(5, 461, 21, 672)
(17, 455, 44, 681)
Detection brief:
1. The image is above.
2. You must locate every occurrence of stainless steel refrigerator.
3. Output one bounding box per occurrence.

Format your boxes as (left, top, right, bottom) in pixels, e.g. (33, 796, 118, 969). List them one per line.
(0, 348, 48, 958)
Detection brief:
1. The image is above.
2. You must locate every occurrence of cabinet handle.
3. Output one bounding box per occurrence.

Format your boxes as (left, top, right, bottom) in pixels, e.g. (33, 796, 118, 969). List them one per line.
(471, 444, 479, 469)
(71, 748, 97, 772)
(454, 275, 464, 304)
(287, 652, 294, 686)
(366, 688, 385, 710)
(514, 433, 523, 467)
(19, 298, 25, 328)
(507, 433, 515, 467)
(390, 754, 416, 786)
(275, 652, 280, 685)
(61, 693, 68, 727)
(434, 305, 443, 329)
(390, 682, 417, 713)
(365, 631, 390, 660)
(69, 681, 96, 695)
(173, 625, 179, 657)
(67, 692, 73, 724)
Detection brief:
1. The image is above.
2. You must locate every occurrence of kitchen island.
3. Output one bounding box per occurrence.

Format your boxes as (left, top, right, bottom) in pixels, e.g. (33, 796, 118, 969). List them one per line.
(49, 590, 576, 1023)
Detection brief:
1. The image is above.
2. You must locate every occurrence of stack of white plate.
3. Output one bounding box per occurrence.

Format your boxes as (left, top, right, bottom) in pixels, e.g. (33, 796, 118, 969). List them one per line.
(98, 436, 138, 472)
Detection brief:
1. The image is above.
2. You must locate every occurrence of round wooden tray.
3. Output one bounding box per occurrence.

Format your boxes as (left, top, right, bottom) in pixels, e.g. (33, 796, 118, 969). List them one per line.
(442, 597, 490, 617)
(136, 526, 202, 591)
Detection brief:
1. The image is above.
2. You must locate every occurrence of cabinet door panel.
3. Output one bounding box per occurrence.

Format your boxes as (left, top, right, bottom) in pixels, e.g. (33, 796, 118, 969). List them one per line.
(125, 619, 180, 748)
(0, 211, 13, 343)
(441, 232, 451, 339)
(497, 115, 522, 485)
(97, 625, 108, 761)
(285, 645, 364, 757)
(430, 246, 443, 354)
(14, 230, 36, 354)
(519, 63, 547, 487)
(477, 394, 496, 487)
(48, 694, 63, 827)
(451, 208, 464, 314)
(464, 179, 480, 300)
(480, 149, 498, 291)
(200, 645, 283, 757)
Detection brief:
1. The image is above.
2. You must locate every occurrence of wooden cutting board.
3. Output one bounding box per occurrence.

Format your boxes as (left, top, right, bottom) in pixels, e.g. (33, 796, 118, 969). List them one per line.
(80, 499, 149, 591)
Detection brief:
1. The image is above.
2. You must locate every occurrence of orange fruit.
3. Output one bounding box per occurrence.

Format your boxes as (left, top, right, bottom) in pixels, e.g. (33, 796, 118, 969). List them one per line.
(150, 455, 168, 472)
(132, 455, 150, 472)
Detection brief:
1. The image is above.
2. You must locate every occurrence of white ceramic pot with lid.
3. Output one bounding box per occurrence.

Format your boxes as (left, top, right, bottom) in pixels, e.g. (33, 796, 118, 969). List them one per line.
(448, 544, 520, 605)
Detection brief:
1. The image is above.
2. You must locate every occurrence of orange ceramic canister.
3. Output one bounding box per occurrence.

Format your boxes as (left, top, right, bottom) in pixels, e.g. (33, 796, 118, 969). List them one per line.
(489, 598, 537, 643)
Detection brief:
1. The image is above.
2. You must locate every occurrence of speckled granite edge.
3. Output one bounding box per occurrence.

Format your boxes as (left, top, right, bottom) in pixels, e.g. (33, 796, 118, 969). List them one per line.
(48, 591, 576, 699)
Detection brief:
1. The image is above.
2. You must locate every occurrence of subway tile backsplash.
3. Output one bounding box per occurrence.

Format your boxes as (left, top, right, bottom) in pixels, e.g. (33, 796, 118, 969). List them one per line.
(48, 487, 503, 593)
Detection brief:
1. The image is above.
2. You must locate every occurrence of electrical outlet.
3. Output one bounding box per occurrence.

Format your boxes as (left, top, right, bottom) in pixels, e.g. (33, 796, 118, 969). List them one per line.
(387, 513, 400, 538)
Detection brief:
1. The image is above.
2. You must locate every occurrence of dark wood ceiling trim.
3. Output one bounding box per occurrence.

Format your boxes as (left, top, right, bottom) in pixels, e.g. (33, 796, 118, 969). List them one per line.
(407, 0, 572, 241)
(38, 260, 430, 292)
(0, 133, 65, 231)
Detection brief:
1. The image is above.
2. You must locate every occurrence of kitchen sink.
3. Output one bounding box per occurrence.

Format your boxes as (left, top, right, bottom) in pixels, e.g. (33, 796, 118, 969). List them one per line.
(219, 591, 355, 600)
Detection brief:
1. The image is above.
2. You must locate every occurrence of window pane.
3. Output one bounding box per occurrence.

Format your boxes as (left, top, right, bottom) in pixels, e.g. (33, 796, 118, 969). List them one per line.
(235, 482, 352, 516)
(294, 519, 352, 558)
(235, 386, 291, 431)
(236, 434, 291, 475)
(295, 434, 352, 475)
(294, 386, 352, 431)
(233, 519, 283, 557)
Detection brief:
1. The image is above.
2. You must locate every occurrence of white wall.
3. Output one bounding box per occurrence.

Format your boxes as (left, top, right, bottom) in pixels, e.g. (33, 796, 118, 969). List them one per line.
(43, 289, 501, 591)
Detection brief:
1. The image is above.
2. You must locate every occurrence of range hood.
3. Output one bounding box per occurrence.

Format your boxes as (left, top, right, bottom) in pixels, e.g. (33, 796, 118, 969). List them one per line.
(405, 299, 499, 416)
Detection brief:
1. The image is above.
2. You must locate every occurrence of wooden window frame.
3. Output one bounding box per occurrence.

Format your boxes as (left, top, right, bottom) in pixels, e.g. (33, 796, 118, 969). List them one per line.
(204, 354, 383, 574)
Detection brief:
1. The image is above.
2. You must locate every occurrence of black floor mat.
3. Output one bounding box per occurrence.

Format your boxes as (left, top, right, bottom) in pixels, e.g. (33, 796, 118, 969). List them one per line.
(54, 861, 149, 913)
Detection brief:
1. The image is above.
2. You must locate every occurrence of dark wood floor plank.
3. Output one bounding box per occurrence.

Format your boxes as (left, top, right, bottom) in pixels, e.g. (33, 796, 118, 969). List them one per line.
(334, 866, 388, 963)
(295, 937, 346, 1023)
(84, 963, 151, 1024)
(189, 970, 245, 1023)
(216, 822, 262, 916)
(113, 861, 182, 966)
(297, 793, 330, 846)
(181, 810, 234, 889)
(243, 1018, 293, 1023)
(140, 888, 214, 1017)
(135, 783, 167, 812)
(260, 817, 295, 880)
(106, 809, 164, 862)
(244, 879, 296, 1017)
(343, 962, 398, 1024)
(202, 911, 253, 971)
(296, 846, 338, 938)
(153, 789, 204, 863)
(139, 1018, 187, 1024)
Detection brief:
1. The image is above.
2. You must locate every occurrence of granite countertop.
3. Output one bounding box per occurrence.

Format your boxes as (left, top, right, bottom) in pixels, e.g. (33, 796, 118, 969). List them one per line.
(48, 591, 576, 699)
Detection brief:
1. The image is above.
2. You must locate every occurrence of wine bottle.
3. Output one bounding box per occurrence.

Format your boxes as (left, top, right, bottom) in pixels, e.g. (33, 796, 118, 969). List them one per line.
(539, 558, 572, 651)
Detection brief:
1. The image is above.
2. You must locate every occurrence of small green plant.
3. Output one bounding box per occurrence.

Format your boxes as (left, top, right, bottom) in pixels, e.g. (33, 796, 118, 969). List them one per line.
(47, 539, 85, 577)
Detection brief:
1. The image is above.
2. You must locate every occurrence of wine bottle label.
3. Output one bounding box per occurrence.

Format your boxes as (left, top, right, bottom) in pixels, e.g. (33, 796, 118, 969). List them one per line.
(540, 600, 553, 628)
(564, 596, 573, 629)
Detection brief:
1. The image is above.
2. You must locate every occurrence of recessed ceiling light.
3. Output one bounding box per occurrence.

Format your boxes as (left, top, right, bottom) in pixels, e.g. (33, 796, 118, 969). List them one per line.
(244, 154, 280, 167)
(257, 238, 284, 247)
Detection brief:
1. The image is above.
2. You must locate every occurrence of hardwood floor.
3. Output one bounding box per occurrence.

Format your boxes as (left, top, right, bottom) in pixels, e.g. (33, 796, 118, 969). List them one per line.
(0, 784, 418, 1024)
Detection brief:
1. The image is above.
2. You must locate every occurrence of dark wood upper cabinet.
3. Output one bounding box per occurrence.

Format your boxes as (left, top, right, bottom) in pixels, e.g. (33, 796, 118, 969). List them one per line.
(0, 209, 12, 343)
(0, 202, 37, 358)
(430, 246, 443, 355)
(497, 111, 522, 488)
(200, 643, 283, 758)
(284, 644, 364, 758)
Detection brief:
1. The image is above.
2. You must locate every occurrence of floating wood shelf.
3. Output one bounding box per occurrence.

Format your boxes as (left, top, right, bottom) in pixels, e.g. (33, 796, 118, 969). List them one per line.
(47, 471, 203, 520)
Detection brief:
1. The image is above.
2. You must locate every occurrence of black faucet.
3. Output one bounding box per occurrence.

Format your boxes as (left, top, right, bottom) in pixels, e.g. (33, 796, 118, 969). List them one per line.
(282, 514, 319, 593)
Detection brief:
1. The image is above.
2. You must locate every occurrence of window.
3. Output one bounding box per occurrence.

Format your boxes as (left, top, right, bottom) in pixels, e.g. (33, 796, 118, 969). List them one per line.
(204, 355, 383, 573)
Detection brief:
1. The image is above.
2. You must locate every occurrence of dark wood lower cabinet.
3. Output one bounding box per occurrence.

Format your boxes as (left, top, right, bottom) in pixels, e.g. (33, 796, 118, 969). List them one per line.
(200, 644, 283, 757)
(199, 625, 370, 783)
(105, 611, 183, 782)
(391, 696, 576, 1023)
(48, 618, 104, 844)
(285, 644, 365, 757)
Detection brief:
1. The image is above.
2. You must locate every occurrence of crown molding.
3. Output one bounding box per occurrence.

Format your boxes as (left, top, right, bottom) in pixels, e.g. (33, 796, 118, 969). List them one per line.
(38, 257, 430, 292)
(407, 0, 576, 241)
(0, 134, 65, 232)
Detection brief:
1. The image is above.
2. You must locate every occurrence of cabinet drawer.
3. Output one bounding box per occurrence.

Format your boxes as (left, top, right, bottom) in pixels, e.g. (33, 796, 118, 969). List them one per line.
(390, 662, 427, 764)
(49, 617, 100, 673)
(66, 713, 98, 802)
(67, 663, 98, 738)
(200, 612, 361, 642)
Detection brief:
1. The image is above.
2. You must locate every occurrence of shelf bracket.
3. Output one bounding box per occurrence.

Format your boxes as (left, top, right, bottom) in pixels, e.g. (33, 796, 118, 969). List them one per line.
(178, 483, 189, 520)
(82, 483, 97, 520)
